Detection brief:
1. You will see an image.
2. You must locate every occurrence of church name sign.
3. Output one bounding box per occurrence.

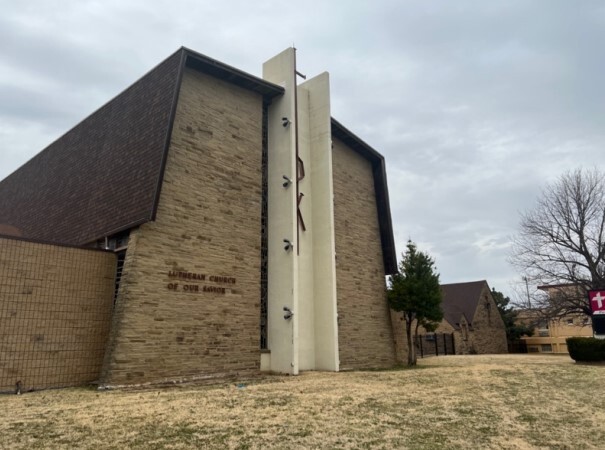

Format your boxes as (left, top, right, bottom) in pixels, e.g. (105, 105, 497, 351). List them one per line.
(166, 270, 236, 294)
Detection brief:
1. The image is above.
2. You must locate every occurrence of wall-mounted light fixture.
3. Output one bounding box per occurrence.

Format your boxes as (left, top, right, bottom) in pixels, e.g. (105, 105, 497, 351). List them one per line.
(282, 175, 292, 188)
(283, 239, 293, 252)
(283, 306, 293, 320)
(282, 117, 291, 127)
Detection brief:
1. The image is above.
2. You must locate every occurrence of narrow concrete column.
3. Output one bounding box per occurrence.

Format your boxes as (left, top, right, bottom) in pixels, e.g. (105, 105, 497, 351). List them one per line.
(295, 73, 340, 371)
(263, 49, 299, 375)
(302, 73, 339, 371)
(263, 50, 339, 374)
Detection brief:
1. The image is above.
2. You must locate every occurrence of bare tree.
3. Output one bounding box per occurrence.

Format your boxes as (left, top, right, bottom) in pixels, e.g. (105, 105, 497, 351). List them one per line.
(512, 168, 605, 318)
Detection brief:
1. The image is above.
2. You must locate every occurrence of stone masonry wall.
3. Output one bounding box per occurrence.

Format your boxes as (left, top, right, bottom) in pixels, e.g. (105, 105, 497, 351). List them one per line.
(332, 138, 397, 369)
(469, 284, 508, 354)
(100, 69, 264, 386)
(429, 286, 508, 355)
(0, 236, 115, 392)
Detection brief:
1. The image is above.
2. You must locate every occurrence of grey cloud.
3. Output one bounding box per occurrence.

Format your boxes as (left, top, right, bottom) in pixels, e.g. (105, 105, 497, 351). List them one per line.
(1, 0, 604, 300)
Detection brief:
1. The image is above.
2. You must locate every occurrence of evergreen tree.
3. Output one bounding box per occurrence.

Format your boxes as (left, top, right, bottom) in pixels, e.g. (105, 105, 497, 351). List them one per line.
(388, 241, 443, 366)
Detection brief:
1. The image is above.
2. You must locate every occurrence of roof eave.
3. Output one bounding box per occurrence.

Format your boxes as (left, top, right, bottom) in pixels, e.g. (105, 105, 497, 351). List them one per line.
(182, 47, 284, 100)
(331, 118, 397, 274)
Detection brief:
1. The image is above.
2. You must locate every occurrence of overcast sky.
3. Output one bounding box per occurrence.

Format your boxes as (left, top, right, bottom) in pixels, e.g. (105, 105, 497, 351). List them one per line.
(1, 0, 603, 300)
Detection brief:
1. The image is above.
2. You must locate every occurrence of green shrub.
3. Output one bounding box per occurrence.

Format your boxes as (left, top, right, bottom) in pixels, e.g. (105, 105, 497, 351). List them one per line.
(566, 337, 605, 362)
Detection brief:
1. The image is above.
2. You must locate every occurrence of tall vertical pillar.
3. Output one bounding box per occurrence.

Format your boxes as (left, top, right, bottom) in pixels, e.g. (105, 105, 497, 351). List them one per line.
(263, 49, 299, 374)
(302, 73, 339, 371)
(263, 49, 339, 374)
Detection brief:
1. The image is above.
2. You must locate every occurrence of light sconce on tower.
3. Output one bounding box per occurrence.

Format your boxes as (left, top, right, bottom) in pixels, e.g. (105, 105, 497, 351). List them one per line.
(282, 175, 292, 188)
(283, 239, 293, 252)
(283, 306, 293, 320)
(282, 117, 291, 127)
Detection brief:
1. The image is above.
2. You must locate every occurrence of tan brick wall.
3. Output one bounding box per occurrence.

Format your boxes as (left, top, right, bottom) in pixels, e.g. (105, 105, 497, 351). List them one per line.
(520, 310, 592, 354)
(332, 138, 397, 369)
(390, 311, 408, 364)
(101, 69, 264, 386)
(0, 237, 116, 392)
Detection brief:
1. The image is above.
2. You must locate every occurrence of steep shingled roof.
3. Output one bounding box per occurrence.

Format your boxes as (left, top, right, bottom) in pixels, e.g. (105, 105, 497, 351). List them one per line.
(0, 48, 397, 273)
(441, 280, 489, 329)
(0, 48, 283, 245)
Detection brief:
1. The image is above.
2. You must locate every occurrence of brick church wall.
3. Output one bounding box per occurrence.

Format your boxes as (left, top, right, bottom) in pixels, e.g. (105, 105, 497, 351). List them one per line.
(332, 138, 397, 369)
(390, 311, 410, 364)
(100, 68, 264, 386)
(0, 236, 115, 392)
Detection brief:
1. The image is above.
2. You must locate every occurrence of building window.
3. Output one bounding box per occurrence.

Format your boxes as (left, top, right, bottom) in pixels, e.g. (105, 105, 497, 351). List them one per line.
(461, 323, 469, 341)
(92, 230, 130, 306)
(528, 346, 539, 353)
(540, 344, 553, 353)
(113, 250, 126, 305)
(485, 299, 492, 325)
(566, 318, 574, 326)
(259, 101, 269, 350)
(95, 229, 130, 251)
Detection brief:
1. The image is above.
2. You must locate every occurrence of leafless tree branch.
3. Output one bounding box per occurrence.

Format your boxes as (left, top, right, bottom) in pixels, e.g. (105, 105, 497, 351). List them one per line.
(511, 168, 605, 318)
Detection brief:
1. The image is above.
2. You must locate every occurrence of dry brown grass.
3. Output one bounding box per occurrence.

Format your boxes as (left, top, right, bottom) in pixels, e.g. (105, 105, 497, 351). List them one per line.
(1, 354, 604, 449)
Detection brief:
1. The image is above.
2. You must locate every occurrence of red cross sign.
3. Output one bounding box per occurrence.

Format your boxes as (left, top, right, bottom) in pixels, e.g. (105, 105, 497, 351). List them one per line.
(589, 290, 605, 315)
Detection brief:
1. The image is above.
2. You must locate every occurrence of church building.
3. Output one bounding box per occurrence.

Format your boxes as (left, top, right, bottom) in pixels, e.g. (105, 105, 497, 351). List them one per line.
(0, 47, 400, 391)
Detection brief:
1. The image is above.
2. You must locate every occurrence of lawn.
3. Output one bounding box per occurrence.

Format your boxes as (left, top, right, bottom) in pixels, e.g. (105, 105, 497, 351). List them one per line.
(1, 354, 604, 449)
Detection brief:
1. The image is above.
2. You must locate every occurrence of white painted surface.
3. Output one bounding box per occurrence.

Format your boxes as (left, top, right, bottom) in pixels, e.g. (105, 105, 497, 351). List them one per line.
(296, 83, 316, 370)
(304, 73, 339, 371)
(263, 50, 339, 374)
(263, 48, 299, 375)
(260, 352, 271, 371)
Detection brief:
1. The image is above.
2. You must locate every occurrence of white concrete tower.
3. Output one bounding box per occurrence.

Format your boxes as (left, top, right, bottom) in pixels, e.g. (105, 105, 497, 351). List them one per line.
(263, 48, 339, 374)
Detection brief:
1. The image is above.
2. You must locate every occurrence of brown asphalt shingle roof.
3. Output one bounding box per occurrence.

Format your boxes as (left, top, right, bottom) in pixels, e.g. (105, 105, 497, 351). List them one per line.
(0, 47, 397, 273)
(441, 280, 489, 329)
(0, 48, 282, 246)
(0, 50, 182, 245)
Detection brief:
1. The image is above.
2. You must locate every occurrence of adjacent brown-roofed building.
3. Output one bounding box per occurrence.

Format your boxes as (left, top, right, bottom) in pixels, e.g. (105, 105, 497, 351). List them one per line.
(0, 47, 401, 391)
(425, 280, 508, 354)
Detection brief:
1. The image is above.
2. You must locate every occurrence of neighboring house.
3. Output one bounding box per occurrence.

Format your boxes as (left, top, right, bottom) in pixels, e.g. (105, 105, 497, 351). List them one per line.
(423, 280, 508, 355)
(518, 312, 592, 354)
(519, 284, 593, 354)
